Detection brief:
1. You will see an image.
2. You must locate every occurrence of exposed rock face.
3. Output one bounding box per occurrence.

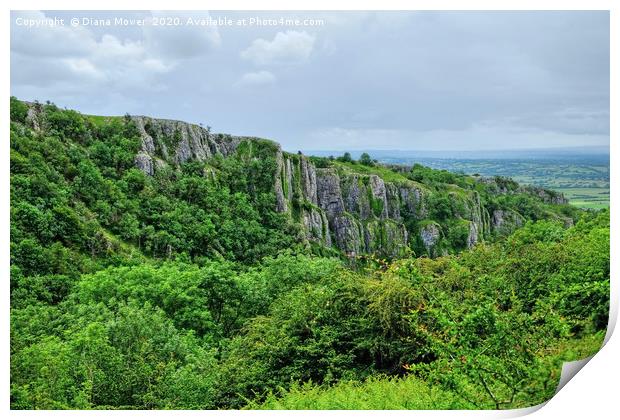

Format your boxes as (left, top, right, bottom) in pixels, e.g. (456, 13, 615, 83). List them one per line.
(332, 215, 364, 254)
(314, 170, 426, 256)
(300, 156, 318, 205)
(285, 158, 294, 202)
(302, 207, 331, 246)
(131, 116, 244, 174)
(25, 106, 43, 132)
(478, 177, 568, 205)
(369, 175, 389, 219)
(265, 153, 442, 257)
(341, 175, 371, 220)
(275, 151, 288, 213)
(18, 102, 569, 260)
(467, 221, 479, 248)
(399, 186, 426, 218)
(386, 184, 402, 220)
(314, 169, 368, 253)
(465, 191, 487, 246)
(269, 151, 496, 257)
(491, 209, 525, 236)
(123, 114, 561, 258)
(134, 152, 154, 176)
(316, 169, 346, 218)
(420, 222, 441, 256)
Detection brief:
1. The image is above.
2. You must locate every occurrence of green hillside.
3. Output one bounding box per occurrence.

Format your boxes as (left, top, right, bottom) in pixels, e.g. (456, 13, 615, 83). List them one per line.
(10, 98, 609, 409)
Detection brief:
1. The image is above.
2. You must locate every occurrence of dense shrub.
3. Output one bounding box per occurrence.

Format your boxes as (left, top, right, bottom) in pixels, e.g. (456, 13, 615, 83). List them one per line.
(9, 101, 609, 409)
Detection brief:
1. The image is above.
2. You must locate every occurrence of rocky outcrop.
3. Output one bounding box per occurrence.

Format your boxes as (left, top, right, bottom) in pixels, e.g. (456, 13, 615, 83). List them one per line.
(23, 103, 493, 257)
(420, 222, 441, 257)
(491, 209, 525, 236)
(126, 116, 546, 257)
(316, 168, 346, 218)
(314, 169, 366, 253)
(131, 116, 246, 175)
(300, 156, 318, 205)
(134, 152, 154, 176)
(341, 175, 372, 220)
(300, 166, 428, 256)
(399, 186, 426, 219)
(478, 177, 568, 205)
(385, 184, 402, 220)
(467, 221, 479, 248)
(314, 169, 425, 256)
(268, 153, 438, 256)
(368, 175, 389, 219)
(301, 206, 331, 246)
(25, 106, 43, 132)
(464, 191, 487, 246)
(17, 101, 571, 260)
(332, 214, 364, 255)
(123, 114, 564, 258)
(275, 151, 288, 213)
(267, 150, 500, 257)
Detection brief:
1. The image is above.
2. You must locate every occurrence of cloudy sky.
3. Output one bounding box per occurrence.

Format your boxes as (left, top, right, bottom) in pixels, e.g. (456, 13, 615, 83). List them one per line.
(11, 10, 609, 152)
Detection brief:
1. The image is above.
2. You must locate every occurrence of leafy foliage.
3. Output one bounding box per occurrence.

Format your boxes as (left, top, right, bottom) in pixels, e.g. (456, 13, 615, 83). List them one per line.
(10, 99, 609, 410)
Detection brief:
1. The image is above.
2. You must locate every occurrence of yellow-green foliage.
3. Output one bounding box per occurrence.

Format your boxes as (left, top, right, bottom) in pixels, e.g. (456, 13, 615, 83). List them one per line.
(250, 375, 475, 409)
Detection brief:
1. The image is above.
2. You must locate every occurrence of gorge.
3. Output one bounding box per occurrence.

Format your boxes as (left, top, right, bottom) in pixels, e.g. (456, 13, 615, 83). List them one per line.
(121, 112, 571, 258)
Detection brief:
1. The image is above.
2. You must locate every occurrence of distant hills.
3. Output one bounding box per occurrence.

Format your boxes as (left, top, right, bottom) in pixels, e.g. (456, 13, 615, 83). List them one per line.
(304, 146, 609, 162)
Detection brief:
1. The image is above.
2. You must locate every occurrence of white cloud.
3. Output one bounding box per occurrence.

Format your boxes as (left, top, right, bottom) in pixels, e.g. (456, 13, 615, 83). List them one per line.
(11, 10, 221, 96)
(241, 31, 315, 66)
(234, 71, 276, 88)
(11, 11, 95, 57)
(62, 58, 105, 81)
(11, 12, 178, 92)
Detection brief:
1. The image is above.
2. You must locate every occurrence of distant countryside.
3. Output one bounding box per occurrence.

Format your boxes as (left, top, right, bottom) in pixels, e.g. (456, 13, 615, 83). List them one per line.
(314, 151, 610, 210)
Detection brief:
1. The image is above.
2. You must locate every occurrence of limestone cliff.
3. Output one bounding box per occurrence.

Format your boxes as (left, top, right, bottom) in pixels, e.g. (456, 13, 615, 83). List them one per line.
(270, 151, 500, 258)
(478, 176, 568, 205)
(19, 101, 572, 259)
(124, 115, 568, 258)
(131, 116, 247, 176)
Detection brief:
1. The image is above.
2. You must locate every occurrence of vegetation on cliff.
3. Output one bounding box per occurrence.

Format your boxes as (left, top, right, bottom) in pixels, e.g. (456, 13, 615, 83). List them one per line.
(10, 98, 609, 409)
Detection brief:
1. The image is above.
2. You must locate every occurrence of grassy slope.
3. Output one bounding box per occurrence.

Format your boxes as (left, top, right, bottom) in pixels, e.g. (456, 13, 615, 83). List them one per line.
(83, 114, 123, 127)
(332, 161, 413, 184)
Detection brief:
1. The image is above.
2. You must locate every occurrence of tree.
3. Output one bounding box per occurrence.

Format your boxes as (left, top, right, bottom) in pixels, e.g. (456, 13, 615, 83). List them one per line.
(338, 152, 353, 163)
(359, 152, 374, 166)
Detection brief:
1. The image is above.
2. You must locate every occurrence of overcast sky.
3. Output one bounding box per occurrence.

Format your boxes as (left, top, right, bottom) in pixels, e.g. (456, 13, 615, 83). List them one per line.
(10, 10, 609, 152)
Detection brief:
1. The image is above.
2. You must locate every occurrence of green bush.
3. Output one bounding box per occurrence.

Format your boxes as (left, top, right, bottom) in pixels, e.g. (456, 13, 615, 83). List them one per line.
(9, 99, 609, 410)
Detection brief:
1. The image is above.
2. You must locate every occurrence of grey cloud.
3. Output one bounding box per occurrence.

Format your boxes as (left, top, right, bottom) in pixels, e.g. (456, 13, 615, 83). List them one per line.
(11, 11, 180, 95)
(10, 10, 609, 151)
(143, 11, 221, 60)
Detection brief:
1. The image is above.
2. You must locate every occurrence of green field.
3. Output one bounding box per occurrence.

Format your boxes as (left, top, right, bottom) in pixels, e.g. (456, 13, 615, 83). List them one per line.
(374, 156, 609, 210)
(556, 187, 610, 210)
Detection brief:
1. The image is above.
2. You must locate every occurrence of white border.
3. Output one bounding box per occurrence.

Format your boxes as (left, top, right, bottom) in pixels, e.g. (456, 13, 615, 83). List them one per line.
(2, 1, 617, 419)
